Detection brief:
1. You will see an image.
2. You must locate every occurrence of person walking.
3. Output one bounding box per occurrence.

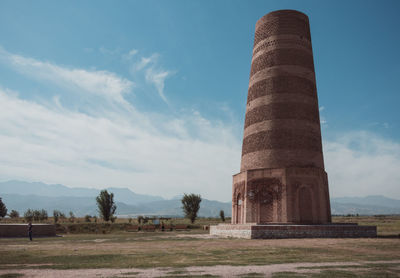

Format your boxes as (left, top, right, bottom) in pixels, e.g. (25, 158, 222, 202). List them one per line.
(28, 222, 33, 241)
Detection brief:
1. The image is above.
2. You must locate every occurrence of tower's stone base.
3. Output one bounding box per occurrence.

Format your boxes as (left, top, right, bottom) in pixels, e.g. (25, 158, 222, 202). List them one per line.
(232, 167, 331, 225)
(210, 224, 377, 239)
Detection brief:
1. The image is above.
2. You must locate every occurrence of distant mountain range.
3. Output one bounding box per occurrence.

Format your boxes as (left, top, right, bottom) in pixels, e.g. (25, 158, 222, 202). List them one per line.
(0, 181, 231, 217)
(330, 195, 400, 215)
(0, 180, 163, 205)
(1, 180, 399, 217)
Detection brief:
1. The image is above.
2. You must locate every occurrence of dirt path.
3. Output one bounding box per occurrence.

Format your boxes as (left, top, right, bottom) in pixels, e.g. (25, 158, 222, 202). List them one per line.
(1, 260, 399, 277)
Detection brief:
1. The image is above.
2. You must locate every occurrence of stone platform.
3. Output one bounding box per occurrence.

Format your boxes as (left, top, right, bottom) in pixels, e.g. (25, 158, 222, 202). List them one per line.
(210, 223, 377, 239)
(0, 224, 56, 237)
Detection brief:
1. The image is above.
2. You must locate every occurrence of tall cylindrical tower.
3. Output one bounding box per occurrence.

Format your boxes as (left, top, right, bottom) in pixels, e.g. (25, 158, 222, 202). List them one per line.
(241, 10, 324, 172)
(232, 10, 331, 225)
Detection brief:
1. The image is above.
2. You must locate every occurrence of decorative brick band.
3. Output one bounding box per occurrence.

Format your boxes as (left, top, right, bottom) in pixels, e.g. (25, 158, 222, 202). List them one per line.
(240, 149, 324, 171)
(244, 102, 319, 128)
(255, 10, 309, 30)
(249, 65, 316, 89)
(243, 119, 321, 141)
(253, 34, 312, 55)
(252, 41, 312, 63)
(254, 15, 311, 46)
(250, 48, 314, 78)
(247, 76, 317, 103)
(246, 94, 318, 114)
(242, 129, 322, 156)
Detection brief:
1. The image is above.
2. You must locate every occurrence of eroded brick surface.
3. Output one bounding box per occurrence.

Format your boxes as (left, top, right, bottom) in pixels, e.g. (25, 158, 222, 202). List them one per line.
(233, 10, 331, 227)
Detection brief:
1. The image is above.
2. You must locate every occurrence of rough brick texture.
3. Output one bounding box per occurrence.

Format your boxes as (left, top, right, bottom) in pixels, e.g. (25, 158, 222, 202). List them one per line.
(232, 10, 331, 226)
(247, 76, 316, 103)
(210, 224, 377, 239)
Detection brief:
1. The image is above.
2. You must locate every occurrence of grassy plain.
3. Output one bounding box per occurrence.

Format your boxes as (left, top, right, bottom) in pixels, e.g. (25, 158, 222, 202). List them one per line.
(0, 216, 399, 277)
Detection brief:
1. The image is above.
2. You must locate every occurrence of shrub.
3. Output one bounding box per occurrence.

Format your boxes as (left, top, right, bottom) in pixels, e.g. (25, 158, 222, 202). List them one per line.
(33, 210, 41, 221)
(9, 210, 19, 219)
(69, 211, 75, 223)
(53, 210, 63, 223)
(219, 210, 225, 222)
(39, 209, 48, 221)
(0, 198, 7, 219)
(110, 216, 116, 223)
(24, 209, 34, 222)
(84, 215, 91, 222)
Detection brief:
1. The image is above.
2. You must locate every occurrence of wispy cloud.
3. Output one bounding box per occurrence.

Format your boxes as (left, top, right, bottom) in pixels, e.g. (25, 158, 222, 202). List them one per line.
(0, 87, 240, 201)
(0, 47, 133, 105)
(122, 49, 138, 61)
(134, 53, 159, 71)
(129, 52, 173, 104)
(0, 48, 240, 201)
(145, 68, 172, 103)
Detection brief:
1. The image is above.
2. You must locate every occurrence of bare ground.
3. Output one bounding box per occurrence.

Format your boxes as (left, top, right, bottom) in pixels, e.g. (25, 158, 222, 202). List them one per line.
(1, 260, 400, 277)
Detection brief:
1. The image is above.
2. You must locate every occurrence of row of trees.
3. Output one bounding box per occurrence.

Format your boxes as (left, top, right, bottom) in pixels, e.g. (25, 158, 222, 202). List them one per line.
(0, 191, 116, 222)
(1, 191, 225, 224)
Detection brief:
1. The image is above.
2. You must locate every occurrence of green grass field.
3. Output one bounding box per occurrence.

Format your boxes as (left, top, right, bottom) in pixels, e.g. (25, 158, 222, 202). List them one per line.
(0, 216, 399, 277)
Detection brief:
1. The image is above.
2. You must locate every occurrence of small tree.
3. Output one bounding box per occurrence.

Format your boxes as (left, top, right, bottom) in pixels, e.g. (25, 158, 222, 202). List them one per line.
(181, 193, 202, 223)
(96, 190, 116, 222)
(59, 212, 66, 222)
(24, 209, 34, 222)
(39, 209, 48, 221)
(0, 198, 7, 220)
(53, 210, 63, 223)
(219, 210, 225, 222)
(69, 211, 75, 223)
(9, 210, 19, 219)
(84, 215, 91, 222)
(33, 210, 41, 221)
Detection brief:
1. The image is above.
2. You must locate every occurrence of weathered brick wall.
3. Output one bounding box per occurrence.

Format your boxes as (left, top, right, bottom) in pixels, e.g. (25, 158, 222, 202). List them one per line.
(0, 224, 56, 237)
(210, 224, 252, 239)
(241, 10, 323, 172)
(231, 10, 333, 226)
(210, 224, 377, 239)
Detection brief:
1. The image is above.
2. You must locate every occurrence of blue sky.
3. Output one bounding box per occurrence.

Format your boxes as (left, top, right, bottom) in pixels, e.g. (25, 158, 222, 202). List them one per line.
(0, 0, 399, 201)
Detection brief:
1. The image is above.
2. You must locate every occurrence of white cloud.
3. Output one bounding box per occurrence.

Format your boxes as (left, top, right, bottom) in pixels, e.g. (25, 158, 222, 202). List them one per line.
(134, 53, 159, 71)
(324, 131, 400, 199)
(0, 47, 133, 105)
(122, 49, 138, 60)
(130, 52, 173, 103)
(145, 68, 172, 103)
(0, 86, 240, 201)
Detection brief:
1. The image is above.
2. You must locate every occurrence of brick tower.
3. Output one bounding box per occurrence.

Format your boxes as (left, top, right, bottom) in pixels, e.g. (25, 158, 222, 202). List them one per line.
(210, 10, 376, 238)
(232, 10, 331, 225)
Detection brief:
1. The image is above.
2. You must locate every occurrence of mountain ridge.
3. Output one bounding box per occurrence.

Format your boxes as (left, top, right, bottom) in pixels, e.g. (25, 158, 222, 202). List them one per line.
(1, 180, 400, 217)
